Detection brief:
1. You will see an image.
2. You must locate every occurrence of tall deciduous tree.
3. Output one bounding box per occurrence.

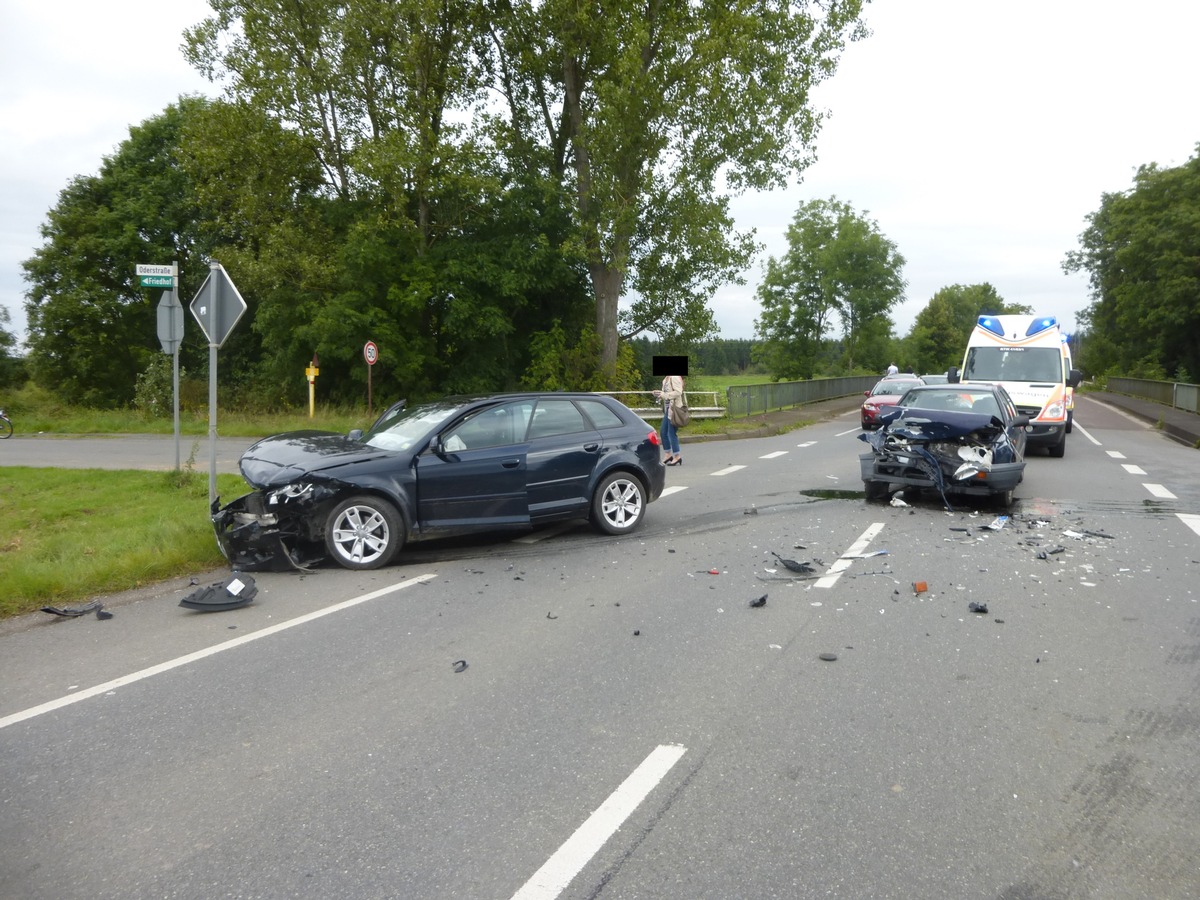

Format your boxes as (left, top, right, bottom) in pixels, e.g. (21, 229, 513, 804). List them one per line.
(1064, 146, 1200, 381)
(753, 197, 904, 379)
(486, 0, 870, 378)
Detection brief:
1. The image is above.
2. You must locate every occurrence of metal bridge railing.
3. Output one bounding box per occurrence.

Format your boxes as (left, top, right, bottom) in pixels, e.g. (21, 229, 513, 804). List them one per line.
(1106, 377, 1200, 414)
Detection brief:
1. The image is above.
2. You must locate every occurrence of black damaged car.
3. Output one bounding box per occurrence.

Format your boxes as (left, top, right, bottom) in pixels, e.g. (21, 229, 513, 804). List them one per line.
(213, 393, 667, 571)
(859, 383, 1029, 509)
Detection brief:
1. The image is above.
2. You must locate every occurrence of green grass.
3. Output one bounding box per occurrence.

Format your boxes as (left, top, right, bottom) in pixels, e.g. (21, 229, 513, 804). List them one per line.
(0, 467, 248, 618)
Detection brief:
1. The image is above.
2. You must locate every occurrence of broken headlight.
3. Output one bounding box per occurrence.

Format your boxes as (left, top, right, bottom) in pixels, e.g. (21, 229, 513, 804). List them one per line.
(268, 482, 316, 505)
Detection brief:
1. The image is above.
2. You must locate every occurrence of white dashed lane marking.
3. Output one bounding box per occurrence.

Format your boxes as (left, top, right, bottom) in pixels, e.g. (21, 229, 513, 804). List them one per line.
(1144, 484, 1177, 500)
(1106, 450, 1126, 459)
(1122, 464, 1147, 475)
(760, 451, 788, 459)
(711, 465, 746, 477)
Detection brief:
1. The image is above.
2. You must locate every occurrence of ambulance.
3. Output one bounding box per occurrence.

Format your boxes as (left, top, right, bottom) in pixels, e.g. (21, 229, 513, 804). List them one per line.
(948, 315, 1082, 457)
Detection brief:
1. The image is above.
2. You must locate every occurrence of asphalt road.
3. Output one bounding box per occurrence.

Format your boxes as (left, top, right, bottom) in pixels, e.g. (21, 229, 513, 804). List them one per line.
(2, 395, 1199, 899)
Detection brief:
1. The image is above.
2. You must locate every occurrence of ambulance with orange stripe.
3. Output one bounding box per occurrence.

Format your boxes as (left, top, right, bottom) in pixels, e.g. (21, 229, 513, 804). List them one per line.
(948, 315, 1082, 458)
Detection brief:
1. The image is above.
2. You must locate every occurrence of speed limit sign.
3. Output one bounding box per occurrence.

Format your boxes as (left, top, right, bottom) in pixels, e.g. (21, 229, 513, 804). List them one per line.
(363, 341, 378, 366)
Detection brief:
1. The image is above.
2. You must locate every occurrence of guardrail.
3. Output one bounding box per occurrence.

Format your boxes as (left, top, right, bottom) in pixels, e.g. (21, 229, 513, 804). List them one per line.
(1106, 377, 1200, 414)
(726, 376, 878, 417)
(594, 391, 725, 421)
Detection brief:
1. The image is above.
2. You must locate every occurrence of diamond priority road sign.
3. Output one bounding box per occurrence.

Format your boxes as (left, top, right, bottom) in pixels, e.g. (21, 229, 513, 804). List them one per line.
(189, 262, 247, 348)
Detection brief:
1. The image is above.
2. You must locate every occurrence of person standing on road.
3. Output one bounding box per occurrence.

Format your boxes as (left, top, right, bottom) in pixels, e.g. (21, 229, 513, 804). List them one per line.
(653, 373, 685, 465)
(886, 362, 899, 376)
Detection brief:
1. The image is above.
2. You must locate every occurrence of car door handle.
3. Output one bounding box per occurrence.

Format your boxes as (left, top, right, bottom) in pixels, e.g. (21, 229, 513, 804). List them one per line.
(583, 443, 600, 452)
(501, 459, 521, 468)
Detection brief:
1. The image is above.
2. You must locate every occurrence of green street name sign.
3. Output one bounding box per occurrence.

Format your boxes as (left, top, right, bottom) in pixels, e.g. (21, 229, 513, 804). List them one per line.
(140, 275, 175, 288)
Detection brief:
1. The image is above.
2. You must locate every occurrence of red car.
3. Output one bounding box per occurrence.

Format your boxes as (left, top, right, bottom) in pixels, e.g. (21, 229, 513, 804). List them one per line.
(861, 377, 924, 429)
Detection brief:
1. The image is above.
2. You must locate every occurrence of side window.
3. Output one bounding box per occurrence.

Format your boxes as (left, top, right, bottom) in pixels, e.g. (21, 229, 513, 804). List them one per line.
(527, 399, 589, 440)
(443, 403, 527, 451)
(577, 399, 624, 430)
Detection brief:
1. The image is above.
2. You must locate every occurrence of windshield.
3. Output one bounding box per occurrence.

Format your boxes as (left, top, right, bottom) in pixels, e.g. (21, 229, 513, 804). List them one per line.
(362, 402, 461, 451)
(964, 347, 1062, 383)
(901, 390, 1001, 418)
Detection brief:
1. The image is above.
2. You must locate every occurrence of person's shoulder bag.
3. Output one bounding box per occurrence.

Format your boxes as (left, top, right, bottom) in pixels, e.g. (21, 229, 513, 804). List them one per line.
(669, 387, 690, 427)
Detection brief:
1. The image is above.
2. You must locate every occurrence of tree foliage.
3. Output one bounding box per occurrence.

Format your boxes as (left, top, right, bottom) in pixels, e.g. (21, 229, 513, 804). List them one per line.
(1064, 145, 1200, 381)
(753, 197, 905, 379)
(486, 0, 869, 375)
(21, 99, 218, 406)
(0, 305, 23, 388)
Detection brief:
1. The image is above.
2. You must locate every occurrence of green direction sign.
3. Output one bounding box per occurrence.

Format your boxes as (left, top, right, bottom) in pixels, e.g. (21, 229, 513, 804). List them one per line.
(140, 275, 175, 288)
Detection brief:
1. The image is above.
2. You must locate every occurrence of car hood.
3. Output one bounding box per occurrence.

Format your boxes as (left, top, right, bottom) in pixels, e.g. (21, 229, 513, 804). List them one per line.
(239, 431, 392, 488)
(868, 408, 1007, 442)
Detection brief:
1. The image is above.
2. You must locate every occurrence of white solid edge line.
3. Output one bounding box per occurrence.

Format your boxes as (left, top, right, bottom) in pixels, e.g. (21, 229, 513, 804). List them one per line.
(1144, 483, 1177, 500)
(510, 744, 688, 900)
(0, 573, 438, 731)
(1073, 422, 1100, 445)
(659, 485, 688, 497)
(1178, 513, 1200, 538)
(815, 522, 886, 589)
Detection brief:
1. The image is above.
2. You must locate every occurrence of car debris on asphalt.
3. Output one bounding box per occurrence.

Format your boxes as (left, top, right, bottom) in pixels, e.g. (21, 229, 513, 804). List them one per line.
(40, 600, 108, 619)
(179, 574, 259, 612)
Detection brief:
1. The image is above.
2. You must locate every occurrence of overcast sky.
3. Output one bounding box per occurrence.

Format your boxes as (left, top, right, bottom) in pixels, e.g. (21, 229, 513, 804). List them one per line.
(3, 0, 1198, 349)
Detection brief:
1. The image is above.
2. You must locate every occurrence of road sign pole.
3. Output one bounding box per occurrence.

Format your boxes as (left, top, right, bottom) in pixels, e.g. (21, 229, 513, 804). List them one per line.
(207, 261, 220, 505)
(172, 260, 181, 471)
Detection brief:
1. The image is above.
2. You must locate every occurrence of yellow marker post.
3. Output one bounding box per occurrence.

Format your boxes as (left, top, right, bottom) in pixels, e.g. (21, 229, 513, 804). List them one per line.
(306, 361, 319, 418)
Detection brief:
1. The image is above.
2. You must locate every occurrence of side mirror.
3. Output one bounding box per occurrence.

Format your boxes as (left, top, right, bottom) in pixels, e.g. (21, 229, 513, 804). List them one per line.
(946, 367, 960, 384)
(348, 428, 363, 442)
(1011, 415, 1030, 428)
(1067, 368, 1082, 388)
(864, 389, 871, 397)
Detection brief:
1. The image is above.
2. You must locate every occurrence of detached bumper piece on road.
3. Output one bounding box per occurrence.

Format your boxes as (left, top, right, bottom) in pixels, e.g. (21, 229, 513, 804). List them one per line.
(859, 409, 1025, 511)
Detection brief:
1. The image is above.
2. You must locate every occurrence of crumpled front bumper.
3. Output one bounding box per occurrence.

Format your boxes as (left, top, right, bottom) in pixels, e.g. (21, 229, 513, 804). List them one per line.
(859, 450, 1024, 495)
(211, 490, 332, 571)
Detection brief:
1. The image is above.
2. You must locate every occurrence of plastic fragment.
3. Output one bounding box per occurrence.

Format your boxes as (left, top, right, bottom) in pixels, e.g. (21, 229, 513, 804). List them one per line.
(179, 574, 258, 611)
(818, 652, 838, 662)
(749, 594, 767, 608)
(912, 580, 928, 594)
(41, 600, 103, 618)
(452, 659, 468, 672)
(968, 602, 989, 614)
(981, 516, 1009, 531)
(890, 495, 909, 507)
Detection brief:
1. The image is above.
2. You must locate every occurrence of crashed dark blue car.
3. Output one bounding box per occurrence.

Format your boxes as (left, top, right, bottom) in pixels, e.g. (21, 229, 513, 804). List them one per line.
(213, 393, 666, 571)
(859, 384, 1029, 509)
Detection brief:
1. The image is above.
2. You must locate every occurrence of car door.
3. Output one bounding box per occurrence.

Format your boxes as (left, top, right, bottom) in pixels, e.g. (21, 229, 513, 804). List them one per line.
(414, 401, 533, 534)
(523, 398, 603, 519)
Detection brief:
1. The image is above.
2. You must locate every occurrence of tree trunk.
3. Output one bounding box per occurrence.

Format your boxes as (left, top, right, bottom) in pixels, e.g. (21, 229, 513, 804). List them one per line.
(592, 263, 623, 382)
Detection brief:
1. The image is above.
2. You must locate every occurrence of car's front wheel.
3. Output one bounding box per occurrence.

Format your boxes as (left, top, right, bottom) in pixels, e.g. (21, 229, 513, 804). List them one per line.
(324, 495, 404, 570)
(591, 472, 646, 535)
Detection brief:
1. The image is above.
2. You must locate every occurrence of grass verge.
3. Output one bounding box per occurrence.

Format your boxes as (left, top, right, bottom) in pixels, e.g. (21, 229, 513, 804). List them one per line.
(0, 467, 248, 618)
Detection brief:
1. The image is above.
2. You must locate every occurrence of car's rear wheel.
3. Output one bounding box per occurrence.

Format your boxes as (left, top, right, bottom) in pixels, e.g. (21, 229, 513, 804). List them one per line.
(591, 471, 646, 535)
(324, 495, 404, 570)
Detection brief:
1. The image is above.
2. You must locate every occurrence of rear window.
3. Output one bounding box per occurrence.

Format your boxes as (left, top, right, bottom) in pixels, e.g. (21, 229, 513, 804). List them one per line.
(578, 398, 625, 429)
